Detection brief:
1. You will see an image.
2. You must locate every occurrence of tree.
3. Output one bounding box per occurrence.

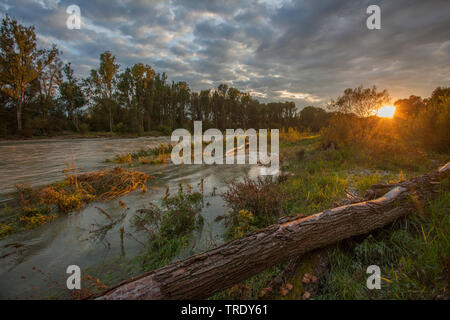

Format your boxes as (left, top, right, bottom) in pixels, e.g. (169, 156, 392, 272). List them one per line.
(0, 15, 59, 132)
(86, 51, 120, 132)
(59, 63, 86, 131)
(328, 85, 390, 118)
(414, 86, 450, 152)
(394, 95, 425, 120)
(117, 63, 155, 133)
(299, 106, 329, 132)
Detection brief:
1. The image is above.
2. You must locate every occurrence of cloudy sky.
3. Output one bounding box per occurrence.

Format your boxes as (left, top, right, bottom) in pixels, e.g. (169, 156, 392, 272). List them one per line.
(1, 0, 449, 108)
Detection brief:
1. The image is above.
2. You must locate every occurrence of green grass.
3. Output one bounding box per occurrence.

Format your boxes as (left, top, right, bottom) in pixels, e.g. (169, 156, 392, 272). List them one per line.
(214, 135, 449, 300)
(316, 179, 449, 299)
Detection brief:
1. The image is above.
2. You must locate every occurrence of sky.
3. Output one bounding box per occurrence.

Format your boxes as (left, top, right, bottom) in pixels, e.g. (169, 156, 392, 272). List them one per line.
(1, 0, 449, 108)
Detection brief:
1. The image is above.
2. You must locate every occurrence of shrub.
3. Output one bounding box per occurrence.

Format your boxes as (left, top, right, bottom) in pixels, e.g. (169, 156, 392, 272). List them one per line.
(132, 185, 204, 271)
(413, 88, 450, 152)
(222, 175, 288, 228)
(280, 127, 303, 143)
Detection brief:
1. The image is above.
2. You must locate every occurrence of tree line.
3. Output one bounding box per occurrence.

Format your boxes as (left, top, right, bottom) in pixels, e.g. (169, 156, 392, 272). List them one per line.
(1, 15, 448, 146)
(0, 16, 322, 138)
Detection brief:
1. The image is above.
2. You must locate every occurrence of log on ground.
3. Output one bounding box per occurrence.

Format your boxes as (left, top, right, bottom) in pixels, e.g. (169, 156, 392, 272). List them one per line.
(95, 162, 450, 300)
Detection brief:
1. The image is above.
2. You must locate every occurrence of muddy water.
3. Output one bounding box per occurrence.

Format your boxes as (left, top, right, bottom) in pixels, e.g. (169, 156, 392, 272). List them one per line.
(0, 137, 263, 299)
(0, 136, 170, 198)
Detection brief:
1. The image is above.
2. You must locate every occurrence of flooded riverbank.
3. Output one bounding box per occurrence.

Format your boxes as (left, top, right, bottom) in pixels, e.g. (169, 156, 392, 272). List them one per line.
(0, 137, 263, 299)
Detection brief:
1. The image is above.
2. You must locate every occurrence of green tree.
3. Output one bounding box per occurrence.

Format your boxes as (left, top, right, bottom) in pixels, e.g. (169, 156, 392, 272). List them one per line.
(59, 63, 86, 131)
(328, 85, 390, 118)
(0, 15, 58, 132)
(86, 51, 120, 132)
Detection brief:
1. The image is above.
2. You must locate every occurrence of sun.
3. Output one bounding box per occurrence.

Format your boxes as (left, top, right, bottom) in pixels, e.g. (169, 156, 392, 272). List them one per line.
(377, 106, 396, 118)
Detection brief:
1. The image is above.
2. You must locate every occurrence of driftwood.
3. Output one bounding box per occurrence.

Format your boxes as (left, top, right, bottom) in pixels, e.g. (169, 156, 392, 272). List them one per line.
(96, 163, 450, 300)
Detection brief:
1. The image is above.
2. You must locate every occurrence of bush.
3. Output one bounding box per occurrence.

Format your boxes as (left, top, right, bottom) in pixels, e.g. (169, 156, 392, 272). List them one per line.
(413, 88, 450, 152)
(222, 175, 288, 228)
(78, 122, 90, 133)
(320, 114, 408, 162)
(155, 125, 173, 136)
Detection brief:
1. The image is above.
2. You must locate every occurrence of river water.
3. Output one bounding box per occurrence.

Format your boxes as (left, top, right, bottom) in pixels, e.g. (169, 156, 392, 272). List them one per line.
(0, 137, 262, 299)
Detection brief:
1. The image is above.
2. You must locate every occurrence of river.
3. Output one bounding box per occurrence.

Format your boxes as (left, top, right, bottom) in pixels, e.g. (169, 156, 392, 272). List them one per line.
(0, 136, 262, 299)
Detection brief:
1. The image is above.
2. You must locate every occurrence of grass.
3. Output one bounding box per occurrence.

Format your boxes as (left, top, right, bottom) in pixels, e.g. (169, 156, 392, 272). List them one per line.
(132, 184, 204, 272)
(106, 143, 173, 166)
(214, 133, 449, 300)
(316, 179, 449, 299)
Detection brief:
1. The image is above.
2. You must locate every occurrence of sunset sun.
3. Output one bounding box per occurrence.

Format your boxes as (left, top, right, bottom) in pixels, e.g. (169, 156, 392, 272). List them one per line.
(377, 106, 396, 118)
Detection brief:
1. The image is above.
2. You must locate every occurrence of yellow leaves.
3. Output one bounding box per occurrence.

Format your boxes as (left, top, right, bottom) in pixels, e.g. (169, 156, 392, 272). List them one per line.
(0, 223, 13, 238)
(19, 212, 57, 229)
(280, 127, 303, 143)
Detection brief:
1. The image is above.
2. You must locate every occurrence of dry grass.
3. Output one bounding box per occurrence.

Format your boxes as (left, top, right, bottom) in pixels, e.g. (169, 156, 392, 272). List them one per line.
(0, 166, 150, 237)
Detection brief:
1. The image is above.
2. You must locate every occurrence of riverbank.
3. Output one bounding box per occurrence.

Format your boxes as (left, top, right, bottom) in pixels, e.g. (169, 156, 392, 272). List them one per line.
(211, 135, 449, 300)
(0, 138, 259, 299)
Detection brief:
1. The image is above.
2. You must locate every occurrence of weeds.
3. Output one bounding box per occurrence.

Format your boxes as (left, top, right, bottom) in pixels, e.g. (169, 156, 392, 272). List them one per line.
(222, 175, 288, 234)
(132, 184, 204, 271)
(107, 143, 173, 165)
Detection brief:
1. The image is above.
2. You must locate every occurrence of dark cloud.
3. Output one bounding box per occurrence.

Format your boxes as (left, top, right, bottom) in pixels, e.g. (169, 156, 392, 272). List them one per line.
(1, 0, 449, 108)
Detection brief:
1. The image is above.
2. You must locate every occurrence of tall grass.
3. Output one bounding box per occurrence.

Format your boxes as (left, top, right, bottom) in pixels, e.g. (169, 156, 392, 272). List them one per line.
(317, 178, 449, 299)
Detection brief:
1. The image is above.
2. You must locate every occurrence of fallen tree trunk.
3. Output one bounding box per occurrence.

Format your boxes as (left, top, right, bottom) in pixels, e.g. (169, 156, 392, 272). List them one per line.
(96, 163, 450, 300)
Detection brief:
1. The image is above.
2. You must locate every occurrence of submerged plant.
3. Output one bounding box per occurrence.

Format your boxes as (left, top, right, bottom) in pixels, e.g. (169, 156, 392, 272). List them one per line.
(132, 184, 204, 271)
(109, 143, 173, 165)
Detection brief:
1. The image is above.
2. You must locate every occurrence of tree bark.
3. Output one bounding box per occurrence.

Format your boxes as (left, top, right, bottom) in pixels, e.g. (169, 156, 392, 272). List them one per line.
(17, 96, 23, 132)
(95, 163, 449, 300)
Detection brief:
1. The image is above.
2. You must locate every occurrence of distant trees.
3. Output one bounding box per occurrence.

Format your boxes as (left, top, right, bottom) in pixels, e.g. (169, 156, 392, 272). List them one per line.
(412, 87, 450, 152)
(0, 14, 447, 156)
(118, 63, 155, 134)
(298, 106, 330, 132)
(322, 85, 450, 154)
(59, 63, 86, 131)
(394, 95, 426, 120)
(85, 51, 120, 132)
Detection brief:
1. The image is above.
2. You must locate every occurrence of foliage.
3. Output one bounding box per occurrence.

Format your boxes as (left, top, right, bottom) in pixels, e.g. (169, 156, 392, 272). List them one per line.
(327, 85, 390, 117)
(132, 184, 204, 271)
(0, 15, 59, 132)
(411, 87, 450, 153)
(298, 106, 331, 132)
(223, 175, 288, 230)
(280, 127, 303, 143)
(108, 143, 173, 165)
